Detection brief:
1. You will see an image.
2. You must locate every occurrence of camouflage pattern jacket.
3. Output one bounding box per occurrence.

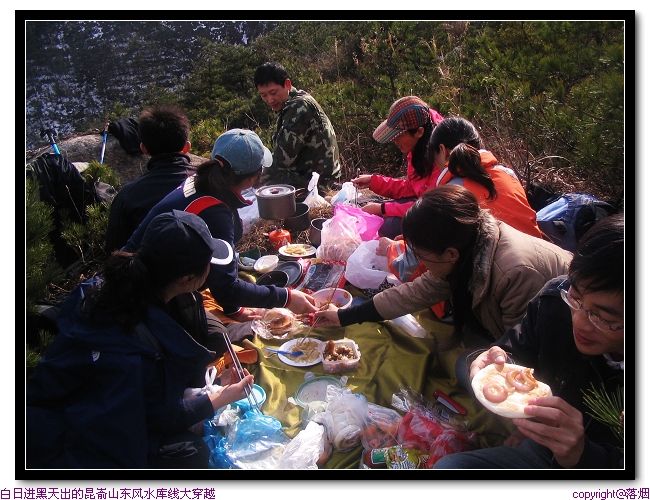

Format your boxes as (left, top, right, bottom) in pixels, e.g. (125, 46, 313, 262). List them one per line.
(261, 87, 341, 190)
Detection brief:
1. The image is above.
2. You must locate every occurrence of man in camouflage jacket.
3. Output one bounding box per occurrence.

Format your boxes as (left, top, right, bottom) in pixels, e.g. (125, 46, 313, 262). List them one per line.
(254, 61, 341, 191)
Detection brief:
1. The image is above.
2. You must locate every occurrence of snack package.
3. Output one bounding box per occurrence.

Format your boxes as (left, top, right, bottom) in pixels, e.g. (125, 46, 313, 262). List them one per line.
(361, 445, 431, 469)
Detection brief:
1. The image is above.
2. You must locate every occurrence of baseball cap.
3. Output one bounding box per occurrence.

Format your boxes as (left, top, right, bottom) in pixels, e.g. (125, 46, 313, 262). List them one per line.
(372, 96, 431, 144)
(141, 210, 233, 276)
(211, 129, 273, 175)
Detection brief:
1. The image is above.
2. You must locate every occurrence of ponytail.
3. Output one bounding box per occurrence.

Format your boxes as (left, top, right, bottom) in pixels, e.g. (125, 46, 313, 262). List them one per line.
(447, 143, 497, 200)
(195, 157, 260, 194)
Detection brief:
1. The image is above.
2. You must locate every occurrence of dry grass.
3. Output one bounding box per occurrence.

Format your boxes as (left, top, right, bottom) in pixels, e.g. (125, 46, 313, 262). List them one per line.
(236, 196, 335, 255)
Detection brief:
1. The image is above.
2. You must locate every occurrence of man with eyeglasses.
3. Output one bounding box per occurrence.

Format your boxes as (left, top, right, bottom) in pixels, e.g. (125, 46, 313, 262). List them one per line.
(435, 213, 624, 470)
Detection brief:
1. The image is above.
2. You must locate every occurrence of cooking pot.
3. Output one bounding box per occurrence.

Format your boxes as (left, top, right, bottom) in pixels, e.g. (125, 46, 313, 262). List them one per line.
(283, 203, 311, 232)
(309, 217, 326, 247)
(255, 184, 297, 220)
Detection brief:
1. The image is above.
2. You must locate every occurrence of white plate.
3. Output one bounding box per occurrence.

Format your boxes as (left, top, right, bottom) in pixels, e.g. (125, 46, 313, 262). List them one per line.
(278, 244, 317, 259)
(277, 338, 323, 367)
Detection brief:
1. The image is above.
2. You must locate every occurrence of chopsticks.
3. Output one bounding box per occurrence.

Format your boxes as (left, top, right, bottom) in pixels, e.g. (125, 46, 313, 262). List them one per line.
(298, 291, 333, 347)
(354, 168, 360, 206)
(223, 331, 262, 414)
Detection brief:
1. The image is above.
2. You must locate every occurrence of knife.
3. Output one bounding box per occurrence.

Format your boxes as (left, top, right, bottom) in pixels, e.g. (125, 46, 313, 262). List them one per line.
(433, 388, 468, 415)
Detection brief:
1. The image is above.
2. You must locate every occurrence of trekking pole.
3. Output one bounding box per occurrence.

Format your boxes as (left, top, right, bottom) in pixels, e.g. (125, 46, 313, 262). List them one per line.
(99, 121, 110, 164)
(40, 123, 61, 155)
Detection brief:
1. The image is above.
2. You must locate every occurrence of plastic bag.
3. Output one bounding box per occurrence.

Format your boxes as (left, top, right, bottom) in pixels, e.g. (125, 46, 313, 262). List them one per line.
(396, 407, 475, 468)
(325, 386, 369, 451)
(315, 209, 362, 262)
(273, 420, 326, 469)
(391, 385, 469, 432)
(345, 240, 401, 290)
(361, 403, 402, 451)
(183, 366, 221, 399)
(330, 181, 356, 206)
(304, 172, 330, 209)
(237, 187, 260, 235)
(335, 204, 383, 241)
(220, 408, 290, 469)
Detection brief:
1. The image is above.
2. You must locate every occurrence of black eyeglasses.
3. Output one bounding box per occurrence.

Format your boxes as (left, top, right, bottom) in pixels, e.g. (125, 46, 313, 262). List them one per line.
(557, 279, 623, 332)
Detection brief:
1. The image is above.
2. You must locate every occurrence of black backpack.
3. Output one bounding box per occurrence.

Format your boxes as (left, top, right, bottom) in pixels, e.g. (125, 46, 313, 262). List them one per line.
(536, 193, 619, 252)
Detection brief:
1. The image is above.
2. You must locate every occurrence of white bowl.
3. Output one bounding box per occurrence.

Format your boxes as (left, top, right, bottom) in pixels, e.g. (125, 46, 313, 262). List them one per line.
(254, 255, 279, 274)
(312, 287, 353, 309)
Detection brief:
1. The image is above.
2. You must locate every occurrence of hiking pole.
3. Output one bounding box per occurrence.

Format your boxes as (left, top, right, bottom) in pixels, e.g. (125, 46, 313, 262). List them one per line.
(99, 121, 110, 164)
(40, 123, 61, 155)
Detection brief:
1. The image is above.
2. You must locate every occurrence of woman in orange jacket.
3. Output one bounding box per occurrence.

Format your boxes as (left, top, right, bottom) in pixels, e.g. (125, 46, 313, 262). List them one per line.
(430, 116, 541, 238)
(382, 116, 543, 321)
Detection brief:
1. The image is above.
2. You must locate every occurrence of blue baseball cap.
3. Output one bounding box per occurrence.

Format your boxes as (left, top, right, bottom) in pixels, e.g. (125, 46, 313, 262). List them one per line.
(141, 210, 233, 276)
(211, 129, 273, 175)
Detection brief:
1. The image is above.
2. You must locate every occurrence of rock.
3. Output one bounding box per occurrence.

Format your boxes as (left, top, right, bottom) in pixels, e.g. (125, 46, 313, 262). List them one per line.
(26, 132, 210, 186)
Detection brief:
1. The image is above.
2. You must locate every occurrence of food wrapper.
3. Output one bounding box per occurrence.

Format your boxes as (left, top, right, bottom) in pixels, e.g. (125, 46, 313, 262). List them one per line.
(361, 446, 431, 469)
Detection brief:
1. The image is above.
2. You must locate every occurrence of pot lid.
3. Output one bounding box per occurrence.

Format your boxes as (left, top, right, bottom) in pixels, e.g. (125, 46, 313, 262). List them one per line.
(256, 185, 295, 198)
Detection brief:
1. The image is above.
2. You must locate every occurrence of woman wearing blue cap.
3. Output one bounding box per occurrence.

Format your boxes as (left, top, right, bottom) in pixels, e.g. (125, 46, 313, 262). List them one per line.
(27, 211, 254, 469)
(124, 129, 317, 342)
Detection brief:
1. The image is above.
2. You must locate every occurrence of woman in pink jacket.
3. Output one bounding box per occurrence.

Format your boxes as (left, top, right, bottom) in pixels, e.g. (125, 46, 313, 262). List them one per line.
(352, 96, 444, 238)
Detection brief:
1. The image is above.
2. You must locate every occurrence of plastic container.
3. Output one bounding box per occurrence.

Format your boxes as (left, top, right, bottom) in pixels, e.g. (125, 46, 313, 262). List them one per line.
(231, 384, 267, 411)
(312, 288, 353, 309)
(389, 314, 427, 338)
(254, 254, 279, 274)
(294, 375, 343, 407)
(319, 339, 361, 374)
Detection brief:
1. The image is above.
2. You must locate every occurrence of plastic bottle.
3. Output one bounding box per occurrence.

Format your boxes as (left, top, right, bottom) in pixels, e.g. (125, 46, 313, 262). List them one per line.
(389, 314, 427, 338)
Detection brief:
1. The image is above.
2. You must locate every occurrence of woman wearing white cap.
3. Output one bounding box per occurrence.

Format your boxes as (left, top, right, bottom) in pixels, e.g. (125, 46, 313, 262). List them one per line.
(27, 211, 254, 469)
(124, 129, 317, 348)
(352, 96, 444, 239)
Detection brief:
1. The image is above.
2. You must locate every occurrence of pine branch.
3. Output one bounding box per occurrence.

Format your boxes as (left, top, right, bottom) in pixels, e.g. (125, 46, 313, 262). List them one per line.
(582, 383, 624, 447)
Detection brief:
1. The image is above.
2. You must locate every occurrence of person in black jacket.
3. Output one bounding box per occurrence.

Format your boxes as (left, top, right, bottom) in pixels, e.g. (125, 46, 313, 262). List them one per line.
(434, 213, 624, 469)
(27, 211, 253, 469)
(105, 105, 195, 253)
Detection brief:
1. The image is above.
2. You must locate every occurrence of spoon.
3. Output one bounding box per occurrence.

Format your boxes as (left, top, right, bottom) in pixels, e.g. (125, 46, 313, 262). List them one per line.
(264, 347, 304, 357)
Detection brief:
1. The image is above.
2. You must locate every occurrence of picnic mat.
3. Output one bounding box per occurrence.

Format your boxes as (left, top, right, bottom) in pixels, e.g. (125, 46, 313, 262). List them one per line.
(234, 304, 516, 469)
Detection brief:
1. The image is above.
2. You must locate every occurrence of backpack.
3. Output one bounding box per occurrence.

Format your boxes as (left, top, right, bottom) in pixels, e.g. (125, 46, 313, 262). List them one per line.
(536, 193, 618, 252)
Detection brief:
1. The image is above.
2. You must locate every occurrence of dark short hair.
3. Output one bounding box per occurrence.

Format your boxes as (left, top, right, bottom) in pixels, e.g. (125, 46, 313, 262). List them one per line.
(138, 105, 190, 156)
(254, 61, 289, 88)
(569, 213, 624, 295)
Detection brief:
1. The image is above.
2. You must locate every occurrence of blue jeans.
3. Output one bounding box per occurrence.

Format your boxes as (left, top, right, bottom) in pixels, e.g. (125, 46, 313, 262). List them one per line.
(433, 439, 554, 469)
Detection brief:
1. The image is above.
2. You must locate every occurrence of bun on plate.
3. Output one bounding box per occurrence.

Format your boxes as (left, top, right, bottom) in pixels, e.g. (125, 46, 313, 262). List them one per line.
(471, 363, 552, 419)
(262, 308, 295, 335)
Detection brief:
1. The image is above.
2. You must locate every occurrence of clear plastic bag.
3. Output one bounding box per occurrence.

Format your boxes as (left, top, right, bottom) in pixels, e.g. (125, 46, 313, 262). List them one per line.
(361, 403, 402, 451)
(237, 187, 260, 235)
(325, 386, 369, 451)
(315, 208, 362, 262)
(304, 172, 330, 209)
(330, 181, 356, 206)
(345, 240, 401, 290)
(273, 420, 326, 469)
